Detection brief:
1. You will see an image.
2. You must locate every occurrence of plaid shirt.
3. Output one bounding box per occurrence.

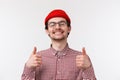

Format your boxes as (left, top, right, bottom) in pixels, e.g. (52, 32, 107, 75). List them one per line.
(21, 44, 96, 80)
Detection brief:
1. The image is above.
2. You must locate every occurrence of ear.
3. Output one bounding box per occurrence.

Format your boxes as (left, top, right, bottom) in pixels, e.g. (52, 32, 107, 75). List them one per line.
(45, 30, 49, 35)
(68, 27, 71, 33)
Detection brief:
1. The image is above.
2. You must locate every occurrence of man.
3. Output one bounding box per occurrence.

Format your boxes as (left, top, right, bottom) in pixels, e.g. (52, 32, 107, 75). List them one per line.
(21, 9, 96, 80)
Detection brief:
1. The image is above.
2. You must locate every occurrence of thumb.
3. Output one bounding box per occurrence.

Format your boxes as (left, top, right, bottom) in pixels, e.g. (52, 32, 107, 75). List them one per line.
(82, 47, 87, 55)
(32, 46, 37, 55)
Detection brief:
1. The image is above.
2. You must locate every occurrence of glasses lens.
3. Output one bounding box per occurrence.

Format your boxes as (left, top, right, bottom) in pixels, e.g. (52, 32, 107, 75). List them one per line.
(48, 21, 67, 27)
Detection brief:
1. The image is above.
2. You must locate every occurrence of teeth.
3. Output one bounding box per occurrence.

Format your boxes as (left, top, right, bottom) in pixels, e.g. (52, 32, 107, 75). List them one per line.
(55, 32, 62, 34)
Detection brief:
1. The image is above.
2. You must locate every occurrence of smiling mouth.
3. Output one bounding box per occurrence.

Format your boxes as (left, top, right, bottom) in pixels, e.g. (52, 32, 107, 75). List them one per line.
(53, 30, 64, 35)
(54, 32, 63, 35)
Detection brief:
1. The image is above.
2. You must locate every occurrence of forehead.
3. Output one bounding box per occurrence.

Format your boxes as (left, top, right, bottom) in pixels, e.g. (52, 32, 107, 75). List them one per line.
(48, 17, 67, 23)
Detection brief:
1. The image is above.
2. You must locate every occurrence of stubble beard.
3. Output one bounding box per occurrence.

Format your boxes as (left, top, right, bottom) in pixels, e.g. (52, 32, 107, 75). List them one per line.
(48, 34, 66, 42)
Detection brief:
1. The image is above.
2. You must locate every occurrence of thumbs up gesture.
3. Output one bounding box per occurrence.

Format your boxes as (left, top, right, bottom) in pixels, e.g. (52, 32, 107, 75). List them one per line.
(76, 47, 91, 69)
(26, 47, 42, 68)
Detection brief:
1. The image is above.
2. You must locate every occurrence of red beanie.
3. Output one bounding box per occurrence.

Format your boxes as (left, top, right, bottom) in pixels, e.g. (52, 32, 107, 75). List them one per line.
(44, 9, 71, 25)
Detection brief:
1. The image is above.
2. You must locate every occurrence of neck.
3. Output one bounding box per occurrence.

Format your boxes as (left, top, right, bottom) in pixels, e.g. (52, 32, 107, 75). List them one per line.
(51, 39, 67, 51)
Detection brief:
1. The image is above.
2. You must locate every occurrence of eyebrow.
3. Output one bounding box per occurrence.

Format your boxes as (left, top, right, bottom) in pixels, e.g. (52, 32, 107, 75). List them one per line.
(48, 20, 67, 23)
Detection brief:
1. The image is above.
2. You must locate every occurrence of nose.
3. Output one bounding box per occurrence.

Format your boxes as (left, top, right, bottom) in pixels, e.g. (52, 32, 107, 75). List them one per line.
(55, 23, 61, 29)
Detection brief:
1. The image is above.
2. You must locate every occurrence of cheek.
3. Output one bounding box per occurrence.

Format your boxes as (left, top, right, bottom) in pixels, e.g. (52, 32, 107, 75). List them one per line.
(47, 29, 53, 34)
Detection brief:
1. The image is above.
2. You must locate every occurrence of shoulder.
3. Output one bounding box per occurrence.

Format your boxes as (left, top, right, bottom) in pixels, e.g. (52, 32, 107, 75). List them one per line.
(68, 48, 82, 55)
(36, 48, 50, 55)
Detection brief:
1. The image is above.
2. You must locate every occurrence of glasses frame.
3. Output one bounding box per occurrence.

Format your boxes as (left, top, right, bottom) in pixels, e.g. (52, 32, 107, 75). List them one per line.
(47, 20, 68, 28)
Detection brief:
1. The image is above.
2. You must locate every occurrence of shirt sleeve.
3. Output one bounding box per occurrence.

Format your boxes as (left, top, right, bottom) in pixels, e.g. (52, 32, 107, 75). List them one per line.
(21, 64, 36, 80)
(82, 65, 96, 80)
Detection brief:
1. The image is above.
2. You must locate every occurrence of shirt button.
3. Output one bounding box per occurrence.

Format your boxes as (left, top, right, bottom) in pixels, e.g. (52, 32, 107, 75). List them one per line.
(57, 71, 61, 74)
(58, 58, 60, 61)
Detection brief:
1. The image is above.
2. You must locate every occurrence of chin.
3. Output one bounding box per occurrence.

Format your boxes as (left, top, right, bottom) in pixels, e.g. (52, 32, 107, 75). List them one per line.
(49, 35, 67, 40)
(52, 37, 65, 41)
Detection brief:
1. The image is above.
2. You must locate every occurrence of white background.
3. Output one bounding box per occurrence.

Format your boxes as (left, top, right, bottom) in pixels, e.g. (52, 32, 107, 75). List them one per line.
(0, 0, 120, 80)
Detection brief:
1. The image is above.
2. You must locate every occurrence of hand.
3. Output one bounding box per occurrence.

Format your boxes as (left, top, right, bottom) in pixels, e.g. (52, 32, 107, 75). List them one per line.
(76, 47, 91, 69)
(26, 47, 42, 68)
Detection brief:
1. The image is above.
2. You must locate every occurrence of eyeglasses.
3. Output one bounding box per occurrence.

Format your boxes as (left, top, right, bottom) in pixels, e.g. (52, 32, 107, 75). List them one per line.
(48, 21, 67, 28)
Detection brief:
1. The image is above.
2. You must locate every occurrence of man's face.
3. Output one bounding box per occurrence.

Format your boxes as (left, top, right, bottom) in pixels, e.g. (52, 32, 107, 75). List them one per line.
(46, 17, 71, 41)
